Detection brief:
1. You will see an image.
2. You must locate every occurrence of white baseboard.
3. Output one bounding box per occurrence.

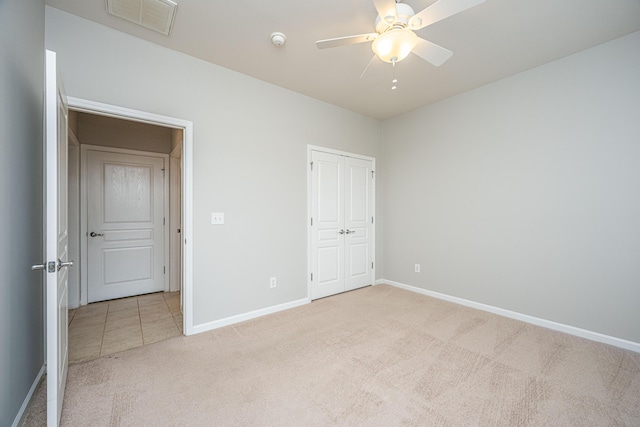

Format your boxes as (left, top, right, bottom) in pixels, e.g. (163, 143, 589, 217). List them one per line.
(12, 364, 45, 427)
(191, 297, 310, 335)
(376, 279, 640, 353)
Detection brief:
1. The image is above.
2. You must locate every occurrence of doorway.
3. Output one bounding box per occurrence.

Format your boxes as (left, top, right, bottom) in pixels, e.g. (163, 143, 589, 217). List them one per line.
(69, 112, 180, 362)
(65, 98, 194, 362)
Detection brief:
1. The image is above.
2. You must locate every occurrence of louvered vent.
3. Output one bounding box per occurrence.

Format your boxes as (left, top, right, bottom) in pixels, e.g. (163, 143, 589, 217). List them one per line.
(106, 0, 178, 36)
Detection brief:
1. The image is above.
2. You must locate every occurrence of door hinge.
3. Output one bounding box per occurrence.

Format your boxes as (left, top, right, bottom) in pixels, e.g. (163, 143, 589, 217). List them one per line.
(371, 216, 374, 224)
(311, 272, 313, 282)
(163, 217, 166, 225)
(372, 170, 375, 179)
(310, 217, 313, 226)
(162, 168, 166, 177)
(372, 262, 374, 269)
(164, 266, 166, 274)
(310, 161, 313, 171)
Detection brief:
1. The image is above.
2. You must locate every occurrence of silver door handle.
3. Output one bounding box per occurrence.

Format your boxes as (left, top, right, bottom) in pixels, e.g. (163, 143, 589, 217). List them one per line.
(57, 259, 74, 271)
(90, 231, 104, 237)
(32, 261, 58, 273)
(32, 263, 46, 271)
(346, 229, 355, 234)
(338, 229, 345, 235)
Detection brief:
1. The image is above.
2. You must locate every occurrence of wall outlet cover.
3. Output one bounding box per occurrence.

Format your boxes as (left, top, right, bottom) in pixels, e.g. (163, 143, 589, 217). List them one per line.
(211, 212, 224, 225)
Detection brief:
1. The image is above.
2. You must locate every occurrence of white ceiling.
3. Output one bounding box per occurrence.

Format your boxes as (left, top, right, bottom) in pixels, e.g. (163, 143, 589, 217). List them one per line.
(44, 0, 640, 120)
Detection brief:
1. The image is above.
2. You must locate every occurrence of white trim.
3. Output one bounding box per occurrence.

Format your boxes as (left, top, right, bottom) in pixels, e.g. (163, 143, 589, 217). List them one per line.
(68, 98, 187, 130)
(191, 298, 310, 335)
(67, 142, 80, 309)
(168, 156, 181, 293)
(68, 97, 194, 336)
(80, 144, 170, 300)
(377, 279, 640, 353)
(307, 145, 376, 301)
(11, 365, 45, 427)
(308, 144, 376, 162)
(68, 127, 80, 147)
(182, 123, 194, 335)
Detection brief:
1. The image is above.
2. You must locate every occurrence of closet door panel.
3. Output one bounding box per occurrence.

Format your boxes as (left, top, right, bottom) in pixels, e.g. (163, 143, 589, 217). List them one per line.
(311, 151, 345, 299)
(344, 157, 373, 291)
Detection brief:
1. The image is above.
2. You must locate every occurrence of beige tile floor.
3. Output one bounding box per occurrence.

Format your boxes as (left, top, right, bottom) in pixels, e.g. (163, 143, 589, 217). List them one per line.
(68, 292, 182, 364)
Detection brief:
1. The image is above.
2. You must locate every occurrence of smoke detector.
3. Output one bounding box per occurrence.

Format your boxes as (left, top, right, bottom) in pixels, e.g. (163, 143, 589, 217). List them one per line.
(270, 32, 287, 47)
(106, 0, 178, 36)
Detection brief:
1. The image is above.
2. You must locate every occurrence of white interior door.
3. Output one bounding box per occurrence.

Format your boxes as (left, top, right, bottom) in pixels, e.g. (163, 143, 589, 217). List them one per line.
(310, 150, 374, 300)
(311, 151, 345, 299)
(86, 149, 165, 302)
(344, 157, 373, 291)
(45, 49, 70, 427)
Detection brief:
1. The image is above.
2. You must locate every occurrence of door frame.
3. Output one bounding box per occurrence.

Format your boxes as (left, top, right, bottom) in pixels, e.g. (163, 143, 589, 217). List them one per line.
(69, 97, 195, 335)
(80, 144, 170, 302)
(307, 145, 376, 300)
(67, 130, 81, 309)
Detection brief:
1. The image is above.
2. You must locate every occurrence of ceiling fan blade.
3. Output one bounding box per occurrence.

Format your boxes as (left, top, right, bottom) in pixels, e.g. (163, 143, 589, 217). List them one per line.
(372, 0, 398, 23)
(409, 0, 485, 30)
(411, 37, 453, 67)
(316, 33, 378, 49)
(360, 55, 378, 79)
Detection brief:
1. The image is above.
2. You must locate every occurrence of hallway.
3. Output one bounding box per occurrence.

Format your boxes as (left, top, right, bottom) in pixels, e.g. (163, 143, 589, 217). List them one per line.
(68, 292, 182, 364)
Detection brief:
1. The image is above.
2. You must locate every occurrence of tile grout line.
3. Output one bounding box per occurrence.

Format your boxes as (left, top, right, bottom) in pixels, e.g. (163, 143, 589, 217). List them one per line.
(138, 296, 145, 346)
(98, 301, 109, 357)
(163, 293, 179, 333)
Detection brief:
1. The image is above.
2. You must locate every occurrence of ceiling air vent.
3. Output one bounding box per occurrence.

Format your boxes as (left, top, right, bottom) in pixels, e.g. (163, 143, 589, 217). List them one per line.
(106, 0, 178, 36)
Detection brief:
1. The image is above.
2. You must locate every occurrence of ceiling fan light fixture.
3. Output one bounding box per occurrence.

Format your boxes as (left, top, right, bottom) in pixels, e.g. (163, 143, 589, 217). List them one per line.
(371, 29, 417, 63)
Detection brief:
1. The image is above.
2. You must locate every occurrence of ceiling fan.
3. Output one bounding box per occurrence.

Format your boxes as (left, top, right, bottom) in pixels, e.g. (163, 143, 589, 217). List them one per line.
(316, 0, 485, 72)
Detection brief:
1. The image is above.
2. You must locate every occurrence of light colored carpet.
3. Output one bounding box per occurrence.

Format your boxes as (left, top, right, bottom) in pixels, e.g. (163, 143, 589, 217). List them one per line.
(23, 284, 640, 426)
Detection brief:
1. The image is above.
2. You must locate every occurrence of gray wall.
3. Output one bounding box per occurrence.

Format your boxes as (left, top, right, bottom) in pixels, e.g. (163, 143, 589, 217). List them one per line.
(0, 0, 45, 425)
(44, 5, 639, 349)
(382, 32, 640, 343)
(77, 112, 173, 154)
(45, 7, 383, 326)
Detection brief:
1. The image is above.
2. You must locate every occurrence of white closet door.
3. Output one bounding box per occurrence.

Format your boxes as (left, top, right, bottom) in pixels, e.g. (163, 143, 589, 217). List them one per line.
(344, 157, 373, 291)
(311, 151, 345, 300)
(311, 150, 374, 300)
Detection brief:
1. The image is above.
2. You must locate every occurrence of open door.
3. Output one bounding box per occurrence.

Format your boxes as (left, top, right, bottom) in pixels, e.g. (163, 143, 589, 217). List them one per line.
(45, 49, 71, 426)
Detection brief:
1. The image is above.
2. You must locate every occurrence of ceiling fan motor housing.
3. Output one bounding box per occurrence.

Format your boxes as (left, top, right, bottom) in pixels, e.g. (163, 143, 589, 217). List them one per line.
(375, 3, 415, 33)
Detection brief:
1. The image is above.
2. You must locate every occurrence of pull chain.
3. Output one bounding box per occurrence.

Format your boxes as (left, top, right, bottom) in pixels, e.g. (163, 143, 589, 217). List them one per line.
(391, 57, 398, 90)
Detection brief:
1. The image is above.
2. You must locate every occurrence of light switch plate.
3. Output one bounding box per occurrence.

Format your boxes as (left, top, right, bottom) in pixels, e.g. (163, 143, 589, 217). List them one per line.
(211, 212, 224, 225)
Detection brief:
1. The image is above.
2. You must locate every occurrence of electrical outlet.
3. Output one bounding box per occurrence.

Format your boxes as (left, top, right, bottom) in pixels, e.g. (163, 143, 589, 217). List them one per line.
(211, 212, 224, 225)
(270, 277, 277, 288)
(415, 264, 421, 273)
